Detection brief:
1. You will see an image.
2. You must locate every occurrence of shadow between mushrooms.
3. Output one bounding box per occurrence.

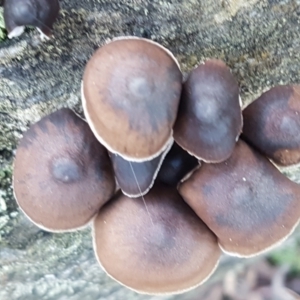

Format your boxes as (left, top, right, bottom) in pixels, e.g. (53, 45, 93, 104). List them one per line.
(156, 142, 198, 187)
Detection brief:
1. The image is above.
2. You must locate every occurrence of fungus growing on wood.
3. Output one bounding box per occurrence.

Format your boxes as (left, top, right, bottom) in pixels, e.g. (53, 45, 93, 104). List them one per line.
(174, 59, 242, 163)
(82, 37, 182, 162)
(13, 108, 115, 232)
(93, 184, 221, 294)
(4, 0, 60, 39)
(243, 85, 300, 166)
(179, 140, 300, 257)
(9, 30, 300, 296)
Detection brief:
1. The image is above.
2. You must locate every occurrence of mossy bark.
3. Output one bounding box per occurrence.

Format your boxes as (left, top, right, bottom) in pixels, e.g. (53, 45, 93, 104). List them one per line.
(0, 0, 300, 298)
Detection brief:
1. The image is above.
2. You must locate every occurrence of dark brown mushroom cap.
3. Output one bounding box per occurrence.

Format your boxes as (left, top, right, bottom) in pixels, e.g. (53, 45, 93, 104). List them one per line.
(13, 108, 115, 232)
(157, 142, 198, 186)
(179, 140, 300, 257)
(174, 59, 242, 163)
(82, 37, 182, 162)
(109, 144, 169, 197)
(243, 85, 300, 166)
(93, 184, 221, 295)
(4, 0, 60, 38)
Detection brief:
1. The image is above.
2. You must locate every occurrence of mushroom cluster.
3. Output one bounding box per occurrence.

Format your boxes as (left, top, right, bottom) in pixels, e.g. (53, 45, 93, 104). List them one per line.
(12, 37, 300, 295)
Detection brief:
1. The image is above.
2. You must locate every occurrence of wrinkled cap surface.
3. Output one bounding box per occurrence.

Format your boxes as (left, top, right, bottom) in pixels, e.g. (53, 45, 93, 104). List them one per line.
(243, 85, 300, 166)
(179, 140, 300, 257)
(82, 37, 182, 161)
(13, 108, 115, 232)
(4, 0, 60, 38)
(174, 59, 242, 162)
(93, 184, 220, 294)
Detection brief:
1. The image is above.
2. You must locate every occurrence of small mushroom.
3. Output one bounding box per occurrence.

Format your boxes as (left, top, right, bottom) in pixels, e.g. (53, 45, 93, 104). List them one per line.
(109, 142, 171, 197)
(156, 142, 198, 186)
(4, 0, 60, 39)
(179, 140, 300, 257)
(174, 59, 242, 163)
(82, 37, 182, 162)
(93, 184, 221, 295)
(13, 108, 115, 232)
(243, 85, 300, 166)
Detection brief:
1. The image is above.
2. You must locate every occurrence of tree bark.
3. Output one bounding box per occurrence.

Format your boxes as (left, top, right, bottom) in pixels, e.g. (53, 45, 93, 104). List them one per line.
(1, 0, 300, 299)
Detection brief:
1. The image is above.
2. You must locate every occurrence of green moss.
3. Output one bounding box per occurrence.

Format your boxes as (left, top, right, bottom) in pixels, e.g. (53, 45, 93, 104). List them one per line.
(269, 239, 300, 274)
(0, 8, 7, 41)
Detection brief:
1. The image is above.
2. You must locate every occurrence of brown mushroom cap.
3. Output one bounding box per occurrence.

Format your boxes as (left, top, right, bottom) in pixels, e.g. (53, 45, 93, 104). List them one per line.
(174, 59, 242, 163)
(109, 142, 170, 197)
(179, 140, 300, 257)
(4, 0, 60, 39)
(243, 85, 300, 166)
(157, 142, 198, 186)
(13, 108, 116, 232)
(82, 37, 182, 162)
(93, 184, 221, 295)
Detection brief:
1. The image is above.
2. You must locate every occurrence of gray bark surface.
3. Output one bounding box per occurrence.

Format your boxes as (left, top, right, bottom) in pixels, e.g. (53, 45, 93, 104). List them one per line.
(1, 0, 300, 299)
